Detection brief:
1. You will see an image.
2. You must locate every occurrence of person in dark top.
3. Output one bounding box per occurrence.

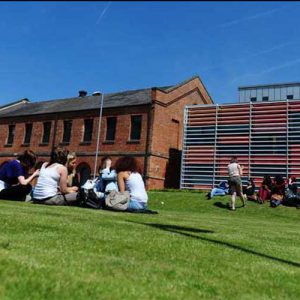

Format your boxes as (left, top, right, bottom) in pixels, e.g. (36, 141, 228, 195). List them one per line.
(243, 178, 257, 201)
(270, 175, 285, 208)
(283, 176, 300, 208)
(0, 150, 39, 201)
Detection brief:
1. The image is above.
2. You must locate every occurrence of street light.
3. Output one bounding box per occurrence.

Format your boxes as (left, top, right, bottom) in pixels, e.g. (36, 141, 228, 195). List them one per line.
(93, 92, 104, 179)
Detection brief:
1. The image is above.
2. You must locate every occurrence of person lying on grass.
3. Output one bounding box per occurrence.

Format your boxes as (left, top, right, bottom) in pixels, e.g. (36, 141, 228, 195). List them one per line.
(0, 150, 39, 201)
(206, 181, 229, 199)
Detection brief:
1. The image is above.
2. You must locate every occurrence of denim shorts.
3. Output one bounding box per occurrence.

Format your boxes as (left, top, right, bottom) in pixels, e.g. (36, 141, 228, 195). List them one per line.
(128, 199, 148, 210)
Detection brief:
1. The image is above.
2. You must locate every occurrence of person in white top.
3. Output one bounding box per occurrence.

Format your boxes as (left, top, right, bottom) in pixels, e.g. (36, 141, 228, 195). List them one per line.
(33, 147, 78, 205)
(227, 156, 246, 211)
(115, 156, 148, 210)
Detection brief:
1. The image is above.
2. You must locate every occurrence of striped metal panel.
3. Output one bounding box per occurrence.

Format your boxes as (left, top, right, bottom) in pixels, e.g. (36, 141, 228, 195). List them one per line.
(180, 99, 300, 189)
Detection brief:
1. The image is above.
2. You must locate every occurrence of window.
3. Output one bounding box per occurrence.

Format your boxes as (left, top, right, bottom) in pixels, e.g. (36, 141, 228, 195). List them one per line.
(250, 97, 257, 102)
(287, 94, 294, 100)
(42, 122, 51, 144)
(105, 117, 117, 141)
(24, 123, 32, 145)
(83, 119, 93, 142)
(7, 124, 15, 145)
(130, 115, 142, 140)
(262, 96, 269, 101)
(62, 120, 72, 143)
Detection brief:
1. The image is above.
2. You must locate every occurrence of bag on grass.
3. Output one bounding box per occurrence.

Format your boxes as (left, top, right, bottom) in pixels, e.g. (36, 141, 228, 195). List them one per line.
(271, 193, 283, 202)
(78, 179, 102, 209)
(105, 190, 130, 211)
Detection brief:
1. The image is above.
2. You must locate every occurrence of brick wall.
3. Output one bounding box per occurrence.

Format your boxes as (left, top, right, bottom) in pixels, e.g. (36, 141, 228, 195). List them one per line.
(0, 105, 150, 177)
(0, 77, 213, 189)
(146, 77, 213, 189)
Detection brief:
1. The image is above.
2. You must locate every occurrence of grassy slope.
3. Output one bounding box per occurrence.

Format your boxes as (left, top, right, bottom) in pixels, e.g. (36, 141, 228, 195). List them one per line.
(0, 191, 300, 300)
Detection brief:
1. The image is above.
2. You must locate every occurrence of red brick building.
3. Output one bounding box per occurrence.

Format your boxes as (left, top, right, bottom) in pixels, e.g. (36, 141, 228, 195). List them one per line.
(0, 76, 213, 189)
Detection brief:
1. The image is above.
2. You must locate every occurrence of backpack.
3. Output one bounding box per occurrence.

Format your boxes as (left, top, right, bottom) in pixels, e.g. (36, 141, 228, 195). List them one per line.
(77, 179, 102, 209)
(105, 190, 130, 211)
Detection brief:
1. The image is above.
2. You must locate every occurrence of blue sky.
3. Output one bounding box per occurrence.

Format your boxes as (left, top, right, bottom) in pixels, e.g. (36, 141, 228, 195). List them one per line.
(0, 1, 299, 105)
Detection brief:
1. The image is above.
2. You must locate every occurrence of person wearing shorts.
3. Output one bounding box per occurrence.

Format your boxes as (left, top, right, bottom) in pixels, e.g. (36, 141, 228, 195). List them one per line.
(228, 156, 246, 210)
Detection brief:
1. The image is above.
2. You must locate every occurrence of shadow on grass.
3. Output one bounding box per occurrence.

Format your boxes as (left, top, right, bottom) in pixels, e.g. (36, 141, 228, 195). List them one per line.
(214, 201, 244, 210)
(129, 221, 300, 268)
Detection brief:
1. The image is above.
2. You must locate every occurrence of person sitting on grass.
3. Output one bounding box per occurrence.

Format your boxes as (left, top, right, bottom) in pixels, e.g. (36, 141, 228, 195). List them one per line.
(94, 156, 118, 207)
(270, 175, 285, 208)
(243, 178, 257, 201)
(115, 156, 148, 211)
(257, 175, 273, 204)
(32, 147, 78, 206)
(283, 176, 300, 209)
(66, 152, 79, 188)
(206, 181, 229, 199)
(0, 150, 40, 201)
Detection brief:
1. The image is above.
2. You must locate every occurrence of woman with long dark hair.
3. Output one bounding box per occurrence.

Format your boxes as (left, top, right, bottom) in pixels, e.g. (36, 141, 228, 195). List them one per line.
(115, 156, 148, 210)
(32, 147, 78, 205)
(257, 175, 273, 204)
(0, 150, 39, 201)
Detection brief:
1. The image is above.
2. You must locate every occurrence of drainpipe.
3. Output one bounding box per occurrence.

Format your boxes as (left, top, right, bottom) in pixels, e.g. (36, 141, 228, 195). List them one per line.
(143, 90, 155, 187)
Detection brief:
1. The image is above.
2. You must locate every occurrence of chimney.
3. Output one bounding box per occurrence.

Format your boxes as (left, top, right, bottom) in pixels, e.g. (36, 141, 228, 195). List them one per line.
(79, 90, 87, 97)
(92, 91, 101, 96)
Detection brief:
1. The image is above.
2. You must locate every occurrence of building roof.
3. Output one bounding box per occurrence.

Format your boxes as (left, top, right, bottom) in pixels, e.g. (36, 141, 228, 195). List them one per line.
(238, 82, 300, 90)
(0, 75, 211, 117)
(0, 88, 152, 117)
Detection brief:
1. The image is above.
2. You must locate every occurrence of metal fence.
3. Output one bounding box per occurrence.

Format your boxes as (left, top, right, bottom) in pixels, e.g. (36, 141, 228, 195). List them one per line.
(180, 99, 300, 189)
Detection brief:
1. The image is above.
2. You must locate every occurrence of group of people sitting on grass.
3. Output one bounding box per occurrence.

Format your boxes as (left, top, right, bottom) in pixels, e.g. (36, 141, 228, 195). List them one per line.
(0, 147, 149, 212)
(207, 156, 300, 210)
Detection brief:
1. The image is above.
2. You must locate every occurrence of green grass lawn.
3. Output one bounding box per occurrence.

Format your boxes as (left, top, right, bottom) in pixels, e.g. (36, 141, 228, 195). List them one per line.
(1, 191, 300, 300)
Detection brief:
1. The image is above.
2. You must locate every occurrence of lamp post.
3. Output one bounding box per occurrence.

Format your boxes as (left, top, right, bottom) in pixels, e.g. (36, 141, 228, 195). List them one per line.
(93, 92, 104, 179)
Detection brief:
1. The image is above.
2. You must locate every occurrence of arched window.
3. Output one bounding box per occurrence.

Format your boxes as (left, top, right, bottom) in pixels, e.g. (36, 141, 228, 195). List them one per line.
(76, 162, 91, 186)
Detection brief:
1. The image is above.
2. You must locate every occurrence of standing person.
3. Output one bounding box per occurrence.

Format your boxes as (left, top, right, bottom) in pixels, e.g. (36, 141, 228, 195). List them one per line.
(115, 156, 148, 210)
(32, 147, 78, 205)
(0, 150, 39, 201)
(227, 156, 246, 211)
(66, 152, 79, 187)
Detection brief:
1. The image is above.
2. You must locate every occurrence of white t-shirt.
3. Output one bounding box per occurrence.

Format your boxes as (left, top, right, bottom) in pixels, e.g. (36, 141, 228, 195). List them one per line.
(125, 172, 148, 203)
(33, 163, 62, 200)
(228, 162, 240, 177)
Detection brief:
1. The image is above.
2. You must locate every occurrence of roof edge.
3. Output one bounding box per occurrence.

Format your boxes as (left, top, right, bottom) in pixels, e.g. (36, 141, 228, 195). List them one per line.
(154, 75, 214, 104)
(0, 98, 30, 112)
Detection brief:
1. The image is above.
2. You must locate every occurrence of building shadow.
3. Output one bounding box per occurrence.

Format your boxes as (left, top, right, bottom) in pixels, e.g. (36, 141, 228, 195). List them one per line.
(164, 148, 181, 189)
(128, 221, 300, 268)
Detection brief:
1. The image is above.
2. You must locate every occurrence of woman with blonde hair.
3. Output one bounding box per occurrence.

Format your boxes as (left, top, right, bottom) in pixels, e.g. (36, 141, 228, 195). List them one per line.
(66, 152, 79, 187)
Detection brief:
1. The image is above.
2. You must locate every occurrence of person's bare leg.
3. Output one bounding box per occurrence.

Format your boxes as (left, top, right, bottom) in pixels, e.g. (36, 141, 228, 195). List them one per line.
(231, 192, 236, 210)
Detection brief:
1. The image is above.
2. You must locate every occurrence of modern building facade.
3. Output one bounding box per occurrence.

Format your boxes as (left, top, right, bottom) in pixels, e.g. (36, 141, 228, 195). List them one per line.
(181, 99, 300, 190)
(0, 76, 213, 190)
(239, 82, 300, 103)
